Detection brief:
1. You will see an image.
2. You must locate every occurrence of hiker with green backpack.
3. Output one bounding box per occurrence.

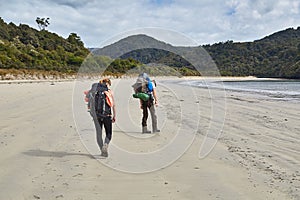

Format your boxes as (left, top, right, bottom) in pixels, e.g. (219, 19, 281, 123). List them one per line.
(132, 73, 160, 134)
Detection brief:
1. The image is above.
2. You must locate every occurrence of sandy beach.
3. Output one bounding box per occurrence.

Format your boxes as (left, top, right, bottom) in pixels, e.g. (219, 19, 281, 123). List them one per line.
(0, 77, 299, 199)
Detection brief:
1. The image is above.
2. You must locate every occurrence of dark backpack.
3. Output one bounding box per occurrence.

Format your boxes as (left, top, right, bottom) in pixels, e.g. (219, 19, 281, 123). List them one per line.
(88, 83, 112, 118)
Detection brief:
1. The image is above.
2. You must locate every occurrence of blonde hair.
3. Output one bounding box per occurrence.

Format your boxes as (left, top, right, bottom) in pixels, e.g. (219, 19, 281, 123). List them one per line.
(100, 78, 111, 86)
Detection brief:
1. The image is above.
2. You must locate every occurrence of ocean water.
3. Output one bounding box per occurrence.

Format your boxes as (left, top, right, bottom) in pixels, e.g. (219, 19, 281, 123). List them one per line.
(177, 79, 300, 101)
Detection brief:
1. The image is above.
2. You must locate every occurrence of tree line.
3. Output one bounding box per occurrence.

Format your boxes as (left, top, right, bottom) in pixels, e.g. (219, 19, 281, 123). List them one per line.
(0, 17, 299, 78)
(0, 17, 89, 74)
(116, 28, 300, 78)
(204, 27, 300, 78)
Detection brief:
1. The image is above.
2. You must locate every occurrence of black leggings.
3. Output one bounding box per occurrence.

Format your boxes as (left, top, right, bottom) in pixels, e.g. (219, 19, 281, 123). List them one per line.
(94, 116, 112, 150)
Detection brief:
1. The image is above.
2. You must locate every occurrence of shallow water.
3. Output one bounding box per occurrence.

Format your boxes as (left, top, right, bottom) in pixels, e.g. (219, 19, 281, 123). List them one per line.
(177, 79, 300, 101)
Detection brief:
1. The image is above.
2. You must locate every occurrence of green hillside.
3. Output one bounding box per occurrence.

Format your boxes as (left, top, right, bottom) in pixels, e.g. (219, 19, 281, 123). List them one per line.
(0, 17, 89, 77)
(0, 17, 299, 79)
(95, 29, 300, 78)
(204, 27, 300, 78)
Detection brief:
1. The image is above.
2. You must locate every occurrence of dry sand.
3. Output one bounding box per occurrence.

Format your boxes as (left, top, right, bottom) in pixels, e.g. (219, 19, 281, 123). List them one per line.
(0, 77, 299, 199)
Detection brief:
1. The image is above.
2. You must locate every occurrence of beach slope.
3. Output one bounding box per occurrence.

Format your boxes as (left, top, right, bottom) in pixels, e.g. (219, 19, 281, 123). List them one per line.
(0, 78, 299, 199)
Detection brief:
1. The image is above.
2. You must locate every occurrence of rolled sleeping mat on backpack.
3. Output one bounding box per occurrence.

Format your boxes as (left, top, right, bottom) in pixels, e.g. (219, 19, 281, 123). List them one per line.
(133, 92, 149, 101)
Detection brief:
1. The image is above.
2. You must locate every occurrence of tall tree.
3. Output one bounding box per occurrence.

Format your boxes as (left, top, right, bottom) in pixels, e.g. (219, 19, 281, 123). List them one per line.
(36, 17, 50, 30)
(67, 33, 84, 47)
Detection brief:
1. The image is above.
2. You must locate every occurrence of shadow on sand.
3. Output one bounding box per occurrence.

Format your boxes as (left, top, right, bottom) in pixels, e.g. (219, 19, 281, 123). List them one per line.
(23, 149, 94, 159)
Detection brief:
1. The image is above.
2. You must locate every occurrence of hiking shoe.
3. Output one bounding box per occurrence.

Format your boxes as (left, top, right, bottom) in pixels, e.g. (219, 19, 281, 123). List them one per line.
(142, 126, 151, 134)
(153, 129, 160, 133)
(100, 151, 108, 157)
(101, 151, 108, 157)
(101, 144, 108, 157)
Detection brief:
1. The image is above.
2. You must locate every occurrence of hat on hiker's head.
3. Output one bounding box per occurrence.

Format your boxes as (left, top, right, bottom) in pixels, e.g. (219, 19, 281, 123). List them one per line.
(100, 78, 111, 86)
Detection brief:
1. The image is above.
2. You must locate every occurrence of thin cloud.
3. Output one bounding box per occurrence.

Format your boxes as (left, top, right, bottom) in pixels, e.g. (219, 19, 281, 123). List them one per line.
(49, 0, 94, 9)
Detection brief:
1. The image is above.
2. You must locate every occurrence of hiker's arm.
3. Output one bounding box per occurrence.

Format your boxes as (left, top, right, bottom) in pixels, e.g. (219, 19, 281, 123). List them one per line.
(153, 88, 158, 105)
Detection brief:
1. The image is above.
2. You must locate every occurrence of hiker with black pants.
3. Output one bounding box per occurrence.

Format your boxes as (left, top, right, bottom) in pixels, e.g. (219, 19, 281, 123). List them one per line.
(87, 78, 116, 157)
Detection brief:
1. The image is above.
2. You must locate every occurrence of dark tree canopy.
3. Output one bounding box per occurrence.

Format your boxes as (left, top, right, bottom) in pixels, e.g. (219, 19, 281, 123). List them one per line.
(36, 17, 50, 30)
(0, 17, 89, 73)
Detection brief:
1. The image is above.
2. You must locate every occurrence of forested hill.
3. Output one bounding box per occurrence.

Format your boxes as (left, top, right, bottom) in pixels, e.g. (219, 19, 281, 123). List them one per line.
(0, 16, 299, 79)
(0, 17, 89, 76)
(96, 28, 300, 78)
(203, 27, 300, 78)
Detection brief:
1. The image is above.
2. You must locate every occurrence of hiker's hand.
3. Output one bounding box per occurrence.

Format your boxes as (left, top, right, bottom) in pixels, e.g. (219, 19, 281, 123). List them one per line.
(155, 101, 159, 106)
(112, 116, 116, 123)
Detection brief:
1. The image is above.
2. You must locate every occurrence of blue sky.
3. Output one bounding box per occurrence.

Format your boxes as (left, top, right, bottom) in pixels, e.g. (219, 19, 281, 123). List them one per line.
(0, 0, 299, 47)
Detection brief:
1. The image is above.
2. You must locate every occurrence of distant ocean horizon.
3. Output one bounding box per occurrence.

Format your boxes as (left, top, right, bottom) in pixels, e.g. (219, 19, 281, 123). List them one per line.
(175, 79, 300, 101)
